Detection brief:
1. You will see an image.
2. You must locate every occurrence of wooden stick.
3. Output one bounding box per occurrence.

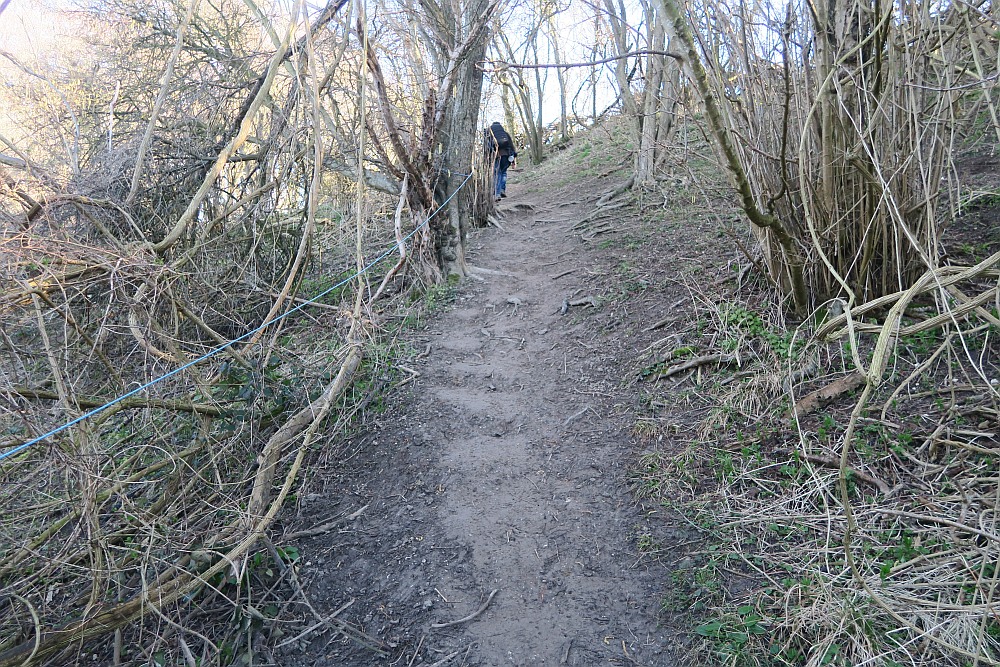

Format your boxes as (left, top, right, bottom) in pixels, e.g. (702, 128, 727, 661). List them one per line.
(563, 406, 591, 427)
(283, 504, 369, 540)
(653, 353, 735, 380)
(427, 649, 463, 666)
(775, 449, 890, 495)
(10, 386, 223, 416)
(430, 589, 498, 629)
(274, 599, 356, 649)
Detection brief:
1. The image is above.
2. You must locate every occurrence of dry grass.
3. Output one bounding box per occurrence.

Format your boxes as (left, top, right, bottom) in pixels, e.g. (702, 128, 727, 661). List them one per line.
(642, 263, 1000, 665)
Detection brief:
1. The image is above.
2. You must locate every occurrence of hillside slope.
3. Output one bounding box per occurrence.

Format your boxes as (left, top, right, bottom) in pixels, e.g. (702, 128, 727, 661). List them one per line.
(275, 124, 732, 666)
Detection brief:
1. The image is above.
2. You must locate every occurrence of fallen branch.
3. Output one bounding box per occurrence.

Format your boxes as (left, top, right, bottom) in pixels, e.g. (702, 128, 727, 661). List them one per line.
(274, 599, 356, 649)
(430, 589, 498, 630)
(560, 638, 573, 665)
(283, 504, 369, 540)
(0, 434, 304, 667)
(563, 405, 592, 427)
(9, 387, 224, 416)
(249, 344, 363, 517)
(560, 296, 599, 314)
(467, 265, 516, 278)
(427, 648, 464, 667)
(776, 448, 891, 495)
(652, 353, 736, 380)
(791, 372, 865, 417)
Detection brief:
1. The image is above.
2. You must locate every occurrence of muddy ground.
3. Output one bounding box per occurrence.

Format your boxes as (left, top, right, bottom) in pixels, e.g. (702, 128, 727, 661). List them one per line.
(270, 135, 741, 666)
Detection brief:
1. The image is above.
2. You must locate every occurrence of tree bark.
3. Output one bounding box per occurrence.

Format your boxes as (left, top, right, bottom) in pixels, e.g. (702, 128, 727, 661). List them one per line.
(657, 0, 809, 315)
(436, 34, 489, 276)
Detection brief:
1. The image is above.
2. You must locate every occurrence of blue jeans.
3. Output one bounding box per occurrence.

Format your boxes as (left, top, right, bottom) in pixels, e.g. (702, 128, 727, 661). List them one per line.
(494, 162, 508, 198)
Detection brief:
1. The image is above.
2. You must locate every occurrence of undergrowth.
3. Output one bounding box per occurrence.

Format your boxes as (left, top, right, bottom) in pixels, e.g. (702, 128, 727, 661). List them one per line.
(637, 277, 1000, 666)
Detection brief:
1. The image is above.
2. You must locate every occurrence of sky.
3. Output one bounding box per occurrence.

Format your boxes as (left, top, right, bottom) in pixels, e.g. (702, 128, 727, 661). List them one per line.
(0, 0, 77, 55)
(0, 0, 630, 150)
(480, 0, 628, 131)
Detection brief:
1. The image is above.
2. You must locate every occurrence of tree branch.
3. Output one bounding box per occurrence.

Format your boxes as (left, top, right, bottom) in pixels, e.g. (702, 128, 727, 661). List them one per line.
(481, 49, 683, 71)
(10, 386, 223, 416)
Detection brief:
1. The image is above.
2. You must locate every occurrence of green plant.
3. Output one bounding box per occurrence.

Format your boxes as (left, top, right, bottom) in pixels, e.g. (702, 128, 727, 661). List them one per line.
(877, 531, 930, 580)
(637, 532, 659, 553)
(695, 604, 768, 663)
(890, 431, 914, 455)
(716, 451, 735, 482)
(898, 326, 942, 356)
(720, 304, 797, 359)
(817, 413, 837, 441)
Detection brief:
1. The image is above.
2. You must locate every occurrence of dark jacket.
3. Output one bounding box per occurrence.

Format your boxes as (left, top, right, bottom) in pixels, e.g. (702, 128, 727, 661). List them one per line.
(485, 123, 516, 168)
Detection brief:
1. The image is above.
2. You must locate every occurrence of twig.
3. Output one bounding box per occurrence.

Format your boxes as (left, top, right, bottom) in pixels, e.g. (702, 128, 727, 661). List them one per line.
(430, 589, 498, 629)
(265, 291, 344, 312)
(284, 504, 369, 540)
(407, 635, 426, 667)
(10, 386, 223, 416)
(467, 265, 516, 278)
(178, 637, 197, 667)
(643, 314, 682, 332)
(775, 448, 891, 494)
(550, 268, 576, 280)
(398, 364, 421, 379)
(560, 638, 573, 664)
(427, 648, 465, 667)
(571, 201, 629, 230)
(482, 50, 682, 72)
(653, 353, 735, 380)
(563, 405, 592, 427)
(560, 296, 599, 314)
(274, 599, 356, 648)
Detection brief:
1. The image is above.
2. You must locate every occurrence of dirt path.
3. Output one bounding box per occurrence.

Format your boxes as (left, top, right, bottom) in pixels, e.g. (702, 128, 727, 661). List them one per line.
(281, 170, 685, 666)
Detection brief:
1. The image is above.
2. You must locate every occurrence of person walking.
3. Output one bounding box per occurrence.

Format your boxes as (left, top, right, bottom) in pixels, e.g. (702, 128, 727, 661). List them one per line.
(485, 121, 517, 202)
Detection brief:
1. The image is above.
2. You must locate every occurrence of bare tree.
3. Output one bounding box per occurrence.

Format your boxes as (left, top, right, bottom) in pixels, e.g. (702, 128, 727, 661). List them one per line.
(602, 0, 680, 185)
(363, 0, 500, 278)
(0, 0, 500, 662)
(491, 5, 550, 165)
(658, 0, 1000, 311)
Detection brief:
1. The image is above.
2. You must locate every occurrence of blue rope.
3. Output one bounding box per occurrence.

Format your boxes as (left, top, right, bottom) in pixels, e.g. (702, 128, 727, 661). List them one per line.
(0, 173, 474, 462)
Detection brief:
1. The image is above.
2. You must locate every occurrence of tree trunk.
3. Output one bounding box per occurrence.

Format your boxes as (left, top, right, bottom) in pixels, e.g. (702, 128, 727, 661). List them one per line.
(531, 32, 546, 163)
(435, 37, 488, 277)
(546, 16, 569, 143)
(636, 7, 667, 184)
(657, 0, 809, 315)
(496, 28, 543, 165)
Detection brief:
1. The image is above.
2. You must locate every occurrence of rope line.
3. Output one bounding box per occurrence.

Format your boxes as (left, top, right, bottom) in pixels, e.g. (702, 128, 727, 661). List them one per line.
(0, 172, 474, 462)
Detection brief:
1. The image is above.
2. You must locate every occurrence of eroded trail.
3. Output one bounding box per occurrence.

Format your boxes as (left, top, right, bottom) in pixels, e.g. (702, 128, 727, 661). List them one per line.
(286, 178, 680, 666)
